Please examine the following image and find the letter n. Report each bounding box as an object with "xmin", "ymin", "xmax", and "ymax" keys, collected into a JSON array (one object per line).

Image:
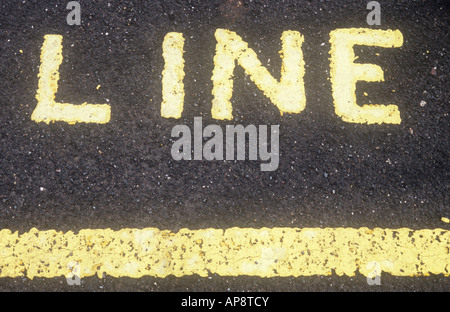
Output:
[{"xmin": 211, "ymin": 29, "xmax": 306, "ymax": 120}]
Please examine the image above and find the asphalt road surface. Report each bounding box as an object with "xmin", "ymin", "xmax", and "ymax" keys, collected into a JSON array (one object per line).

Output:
[{"xmin": 0, "ymin": 0, "xmax": 449, "ymax": 292}]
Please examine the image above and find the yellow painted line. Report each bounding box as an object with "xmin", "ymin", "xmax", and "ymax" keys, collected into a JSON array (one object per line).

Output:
[
  {"xmin": 329, "ymin": 28, "xmax": 403, "ymax": 124},
  {"xmin": 31, "ymin": 35, "xmax": 110, "ymax": 124},
  {"xmin": 161, "ymin": 32, "xmax": 186, "ymax": 119},
  {"xmin": 211, "ymin": 29, "xmax": 306, "ymax": 120},
  {"xmin": 0, "ymin": 227, "xmax": 448, "ymax": 279}
]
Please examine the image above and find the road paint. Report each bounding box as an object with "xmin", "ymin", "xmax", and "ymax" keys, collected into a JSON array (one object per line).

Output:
[
  {"xmin": 0, "ymin": 227, "xmax": 448, "ymax": 279},
  {"xmin": 31, "ymin": 30, "xmax": 405, "ymax": 124},
  {"xmin": 211, "ymin": 29, "xmax": 306, "ymax": 120},
  {"xmin": 161, "ymin": 32, "xmax": 186, "ymax": 119},
  {"xmin": 31, "ymin": 35, "xmax": 110, "ymax": 124},
  {"xmin": 329, "ymin": 28, "xmax": 403, "ymax": 124}
]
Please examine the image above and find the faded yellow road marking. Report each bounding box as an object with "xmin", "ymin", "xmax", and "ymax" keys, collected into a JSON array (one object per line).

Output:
[
  {"xmin": 0, "ymin": 227, "xmax": 448, "ymax": 279},
  {"xmin": 31, "ymin": 35, "xmax": 110, "ymax": 124},
  {"xmin": 161, "ymin": 32, "xmax": 186, "ymax": 119},
  {"xmin": 211, "ymin": 29, "xmax": 306, "ymax": 120},
  {"xmin": 329, "ymin": 28, "xmax": 403, "ymax": 124}
]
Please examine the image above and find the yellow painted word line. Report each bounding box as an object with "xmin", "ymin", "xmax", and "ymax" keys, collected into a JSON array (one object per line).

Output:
[
  {"xmin": 0, "ymin": 227, "xmax": 448, "ymax": 279},
  {"xmin": 32, "ymin": 28, "xmax": 403, "ymax": 125},
  {"xmin": 32, "ymin": 35, "xmax": 110, "ymax": 124}
]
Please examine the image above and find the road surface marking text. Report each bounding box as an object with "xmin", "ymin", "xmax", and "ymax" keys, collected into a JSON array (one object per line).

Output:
[
  {"xmin": 161, "ymin": 32, "xmax": 186, "ymax": 119},
  {"xmin": 31, "ymin": 28, "xmax": 403, "ymax": 125},
  {"xmin": 31, "ymin": 35, "xmax": 111, "ymax": 124},
  {"xmin": 329, "ymin": 28, "xmax": 403, "ymax": 124},
  {"xmin": 211, "ymin": 29, "xmax": 306, "ymax": 120}
]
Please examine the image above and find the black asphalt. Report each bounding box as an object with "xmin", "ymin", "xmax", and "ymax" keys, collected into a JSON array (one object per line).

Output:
[{"xmin": 0, "ymin": 0, "xmax": 449, "ymax": 291}]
